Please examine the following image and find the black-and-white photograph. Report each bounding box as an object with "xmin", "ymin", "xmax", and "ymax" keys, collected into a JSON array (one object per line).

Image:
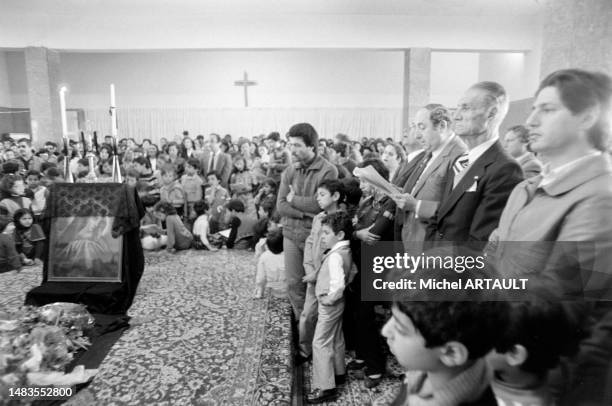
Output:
[{"xmin": 1, "ymin": 0, "xmax": 611, "ymax": 405}]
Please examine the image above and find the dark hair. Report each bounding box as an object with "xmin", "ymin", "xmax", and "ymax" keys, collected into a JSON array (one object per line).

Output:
[
  {"xmin": 287, "ymin": 123, "xmax": 318, "ymax": 150},
  {"xmin": 185, "ymin": 158, "xmax": 200, "ymax": 170},
  {"xmin": 423, "ymin": 103, "xmax": 453, "ymax": 129},
  {"xmin": 1, "ymin": 162, "xmax": 19, "ymax": 175},
  {"xmin": 321, "ymin": 211, "xmax": 353, "ymax": 240},
  {"xmin": 341, "ymin": 178, "xmax": 362, "ymax": 206},
  {"xmin": 537, "ymin": 69, "xmax": 611, "ymax": 151},
  {"xmin": 140, "ymin": 195, "xmax": 160, "ymax": 208},
  {"xmin": 13, "ymin": 208, "xmax": 34, "ymax": 231},
  {"xmin": 40, "ymin": 162, "xmax": 56, "ymax": 173},
  {"xmin": 25, "ymin": 170, "xmax": 41, "ymax": 180},
  {"xmin": 154, "ymin": 201, "xmax": 177, "ymax": 215},
  {"xmin": 317, "ymin": 179, "xmax": 345, "ymax": 203},
  {"xmin": 260, "ymin": 177, "xmax": 277, "ymax": 192},
  {"xmin": 193, "ymin": 200, "xmax": 209, "ymax": 216},
  {"xmin": 266, "ymin": 132, "xmax": 281, "ymax": 142},
  {"xmin": 45, "ymin": 167, "xmax": 60, "ymax": 178},
  {"xmin": 206, "ymin": 171, "xmax": 219, "ymax": 181},
  {"xmin": 77, "ymin": 158, "xmax": 89, "ymax": 167},
  {"xmin": 226, "ymin": 198, "xmax": 245, "ymax": 213},
  {"xmin": 330, "ymin": 143, "xmax": 348, "ymax": 158},
  {"xmin": 357, "ymin": 158, "xmax": 389, "ymax": 181},
  {"xmin": 133, "ymin": 156, "xmax": 151, "ymax": 168},
  {"xmin": 17, "ymin": 138, "xmax": 31, "ymax": 146},
  {"xmin": 507, "ymin": 124, "xmax": 530, "ymax": 143},
  {"xmin": 265, "ymin": 229, "xmax": 284, "ymax": 254},
  {"xmin": 395, "ymin": 301, "xmax": 509, "ymax": 360},
  {"xmin": 384, "ymin": 142, "xmax": 407, "ymax": 162},
  {"xmin": 494, "ymin": 297, "xmax": 583, "ymax": 376}
]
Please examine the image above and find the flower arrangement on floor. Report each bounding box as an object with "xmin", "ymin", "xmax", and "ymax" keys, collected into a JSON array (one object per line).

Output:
[{"xmin": 0, "ymin": 303, "xmax": 98, "ymax": 400}]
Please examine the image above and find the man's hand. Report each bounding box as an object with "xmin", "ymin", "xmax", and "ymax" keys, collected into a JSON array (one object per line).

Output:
[
  {"xmin": 302, "ymin": 273, "xmax": 316, "ymax": 283},
  {"xmin": 355, "ymin": 225, "xmax": 380, "ymax": 245},
  {"xmin": 287, "ymin": 185, "xmax": 295, "ymax": 203},
  {"xmin": 391, "ymin": 193, "xmax": 417, "ymax": 211}
]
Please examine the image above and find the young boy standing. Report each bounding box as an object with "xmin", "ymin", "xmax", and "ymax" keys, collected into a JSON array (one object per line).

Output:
[
  {"xmin": 181, "ymin": 158, "xmax": 204, "ymax": 220},
  {"xmin": 298, "ymin": 179, "xmax": 344, "ymax": 363},
  {"xmin": 308, "ymin": 211, "xmax": 354, "ymax": 404},
  {"xmin": 204, "ymin": 171, "xmax": 230, "ymax": 233}
]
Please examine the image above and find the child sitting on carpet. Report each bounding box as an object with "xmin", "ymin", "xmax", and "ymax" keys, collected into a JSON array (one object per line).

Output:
[
  {"xmin": 381, "ymin": 298, "xmax": 509, "ymax": 406},
  {"xmin": 0, "ymin": 174, "xmax": 32, "ymax": 218},
  {"xmin": 254, "ymin": 229, "xmax": 286, "ymax": 298},
  {"xmin": 13, "ymin": 208, "xmax": 45, "ymax": 265},
  {"xmin": 487, "ymin": 295, "xmax": 582, "ymax": 406},
  {"xmin": 191, "ymin": 200, "xmax": 219, "ymax": 251},
  {"xmin": 0, "ymin": 216, "xmax": 21, "ymax": 272},
  {"xmin": 223, "ymin": 199, "xmax": 257, "ymax": 250},
  {"xmin": 154, "ymin": 202, "xmax": 193, "ymax": 253},
  {"xmin": 140, "ymin": 195, "xmax": 167, "ymax": 251},
  {"xmin": 307, "ymin": 211, "xmax": 355, "ymax": 404}
]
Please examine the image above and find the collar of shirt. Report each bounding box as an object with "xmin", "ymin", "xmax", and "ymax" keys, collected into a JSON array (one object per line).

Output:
[
  {"xmin": 328, "ymin": 240, "xmax": 350, "ymax": 254},
  {"xmin": 540, "ymin": 151, "xmax": 601, "ymax": 188},
  {"xmin": 465, "ymin": 135, "xmax": 498, "ymax": 166}
]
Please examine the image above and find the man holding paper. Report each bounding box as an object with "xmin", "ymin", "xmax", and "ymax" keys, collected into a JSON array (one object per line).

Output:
[{"xmin": 390, "ymin": 104, "xmax": 467, "ymax": 250}]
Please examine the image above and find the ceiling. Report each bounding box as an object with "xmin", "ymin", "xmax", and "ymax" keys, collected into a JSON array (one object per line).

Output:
[{"xmin": 2, "ymin": 0, "xmax": 543, "ymax": 17}]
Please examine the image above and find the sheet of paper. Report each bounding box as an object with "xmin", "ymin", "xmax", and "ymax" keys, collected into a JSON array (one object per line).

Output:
[
  {"xmin": 218, "ymin": 228, "xmax": 232, "ymax": 238},
  {"xmin": 353, "ymin": 165, "xmax": 403, "ymax": 196}
]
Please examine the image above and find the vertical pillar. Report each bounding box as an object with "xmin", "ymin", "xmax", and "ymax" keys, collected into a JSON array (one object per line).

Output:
[
  {"xmin": 540, "ymin": 0, "xmax": 612, "ymax": 77},
  {"xmin": 25, "ymin": 47, "xmax": 62, "ymax": 146},
  {"xmin": 402, "ymin": 48, "xmax": 431, "ymax": 146}
]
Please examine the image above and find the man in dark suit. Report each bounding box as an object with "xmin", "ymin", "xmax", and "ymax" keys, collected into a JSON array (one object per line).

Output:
[
  {"xmin": 425, "ymin": 82, "xmax": 523, "ymax": 243},
  {"xmin": 197, "ymin": 133, "xmax": 232, "ymax": 188}
]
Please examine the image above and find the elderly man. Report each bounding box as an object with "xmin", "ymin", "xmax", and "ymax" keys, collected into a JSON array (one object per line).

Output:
[
  {"xmin": 391, "ymin": 104, "xmax": 467, "ymax": 251},
  {"xmin": 502, "ymin": 124, "xmax": 543, "ymax": 178},
  {"xmin": 425, "ymin": 82, "xmax": 523, "ymax": 244},
  {"xmin": 277, "ymin": 123, "xmax": 338, "ymax": 321}
]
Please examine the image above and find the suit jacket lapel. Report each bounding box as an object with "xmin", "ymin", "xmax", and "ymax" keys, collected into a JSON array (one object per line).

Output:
[
  {"xmin": 412, "ymin": 139, "xmax": 460, "ymax": 196},
  {"xmin": 436, "ymin": 142, "xmax": 501, "ymax": 221}
]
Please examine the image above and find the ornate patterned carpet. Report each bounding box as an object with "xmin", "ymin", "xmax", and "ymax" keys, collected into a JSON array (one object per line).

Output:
[{"xmin": 0, "ymin": 250, "xmax": 293, "ymax": 405}]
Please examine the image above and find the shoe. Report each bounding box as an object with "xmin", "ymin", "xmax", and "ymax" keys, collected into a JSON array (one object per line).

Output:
[
  {"xmin": 335, "ymin": 374, "xmax": 346, "ymax": 385},
  {"xmin": 295, "ymin": 353, "xmax": 312, "ymax": 366},
  {"xmin": 306, "ymin": 388, "xmax": 339, "ymax": 404},
  {"xmin": 364, "ymin": 374, "xmax": 383, "ymax": 389},
  {"xmin": 346, "ymin": 359, "xmax": 366, "ymax": 370}
]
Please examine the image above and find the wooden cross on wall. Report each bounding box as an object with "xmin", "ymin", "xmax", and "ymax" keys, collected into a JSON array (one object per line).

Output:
[{"xmin": 234, "ymin": 71, "xmax": 257, "ymax": 107}]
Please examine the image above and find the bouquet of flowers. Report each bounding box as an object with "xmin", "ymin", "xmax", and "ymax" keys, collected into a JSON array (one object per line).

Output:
[{"xmin": 0, "ymin": 303, "xmax": 96, "ymax": 400}]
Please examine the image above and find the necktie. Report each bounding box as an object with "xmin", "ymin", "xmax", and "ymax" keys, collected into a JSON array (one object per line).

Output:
[
  {"xmin": 407, "ymin": 152, "xmax": 433, "ymax": 194},
  {"xmin": 208, "ymin": 153, "xmax": 215, "ymax": 174},
  {"xmin": 453, "ymin": 153, "xmax": 470, "ymax": 177}
]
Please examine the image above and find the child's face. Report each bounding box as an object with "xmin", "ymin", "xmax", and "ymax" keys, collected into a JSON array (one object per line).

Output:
[
  {"xmin": 154, "ymin": 211, "xmax": 166, "ymax": 221},
  {"xmin": 19, "ymin": 213, "xmax": 33, "ymax": 228},
  {"xmin": 234, "ymin": 159, "xmax": 245, "ymax": 171},
  {"xmin": 126, "ymin": 176, "xmax": 138, "ymax": 187},
  {"xmin": 358, "ymin": 178, "xmax": 372, "ymax": 196},
  {"xmin": 162, "ymin": 172, "xmax": 175, "ymax": 185},
  {"xmin": 381, "ymin": 305, "xmax": 440, "ymax": 371},
  {"xmin": 5, "ymin": 150, "xmax": 15, "ymax": 160},
  {"xmin": 100, "ymin": 149, "xmax": 110, "ymax": 160},
  {"xmin": 320, "ymin": 224, "xmax": 342, "ymax": 250},
  {"xmin": 185, "ymin": 164, "xmax": 196, "ymax": 175},
  {"xmin": 26, "ymin": 175, "xmax": 40, "ymax": 188},
  {"xmin": 262, "ymin": 184, "xmax": 272, "ymax": 194},
  {"xmin": 168, "ymin": 145, "xmax": 178, "ymax": 156},
  {"xmin": 12, "ymin": 180, "xmax": 25, "ymax": 196},
  {"xmin": 207, "ymin": 175, "xmax": 219, "ymax": 187},
  {"xmin": 316, "ymin": 187, "xmax": 337, "ymax": 210},
  {"xmin": 102, "ymin": 162, "xmax": 112, "ymax": 175}
]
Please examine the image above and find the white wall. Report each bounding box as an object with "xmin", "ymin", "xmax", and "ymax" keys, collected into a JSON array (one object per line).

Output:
[
  {"xmin": 430, "ymin": 52, "xmax": 480, "ymax": 108},
  {"xmin": 479, "ymin": 53, "xmax": 531, "ymax": 100},
  {"xmin": 0, "ymin": 52, "xmax": 12, "ymax": 107},
  {"xmin": 7, "ymin": 50, "xmax": 404, "ymax": 109}
]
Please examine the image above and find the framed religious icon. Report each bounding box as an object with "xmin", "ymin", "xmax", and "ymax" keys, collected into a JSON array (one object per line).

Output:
[
  {"xmin": 45, "ymin": 183, "xmax": 126, "ymax": 283},
  {"xmin": 47, "ymin": 216, "xmax": 123, "ymax": 282}
]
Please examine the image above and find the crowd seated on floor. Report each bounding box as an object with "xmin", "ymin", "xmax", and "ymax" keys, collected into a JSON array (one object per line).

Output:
[{"xmin": 1, "ymin": 68, "xmax": 612, "ymax": 406}]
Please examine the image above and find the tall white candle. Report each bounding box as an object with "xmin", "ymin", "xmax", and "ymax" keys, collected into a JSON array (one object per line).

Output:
[
  {"xmin": 59, "ymin": 86, "xmax": 68, "ymax": 137},
  {"xmin": 110, "ymin": 84, "xmax": 118, "ymax": 137}
]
